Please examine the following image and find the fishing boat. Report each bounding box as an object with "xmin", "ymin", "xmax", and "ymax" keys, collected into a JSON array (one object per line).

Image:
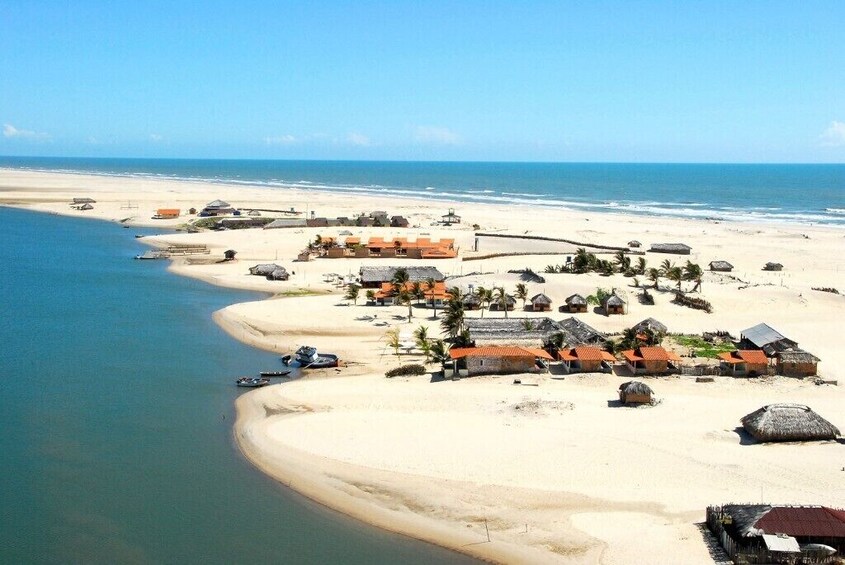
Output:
[
  {"xmin": 135, "ymin": 249, "xmax": 168, "ymax": 260},
  {"xmin": 285, "ymin": 346, "xmax": 339, "ymax": 369},
  {"xmin": 235, "ymin": 376, "xmax": 271, "ymax": 387},
  {"xmin": 259, "ymin": 370, "xmax": 291, "ymax": 378}
]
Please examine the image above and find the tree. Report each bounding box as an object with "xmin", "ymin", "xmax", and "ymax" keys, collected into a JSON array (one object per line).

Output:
[
  {"xmin": 573, "ymin": 247, "xmax": 590, "ymax": 273},
  {"xmin": 635, "ymin": 257, "xmax": 647, "ymax": 276},
  {"xmin": 397, "ymin": 288, "xmax": 414, "ymax": 321},
  {"xmin": 429, "ymin": 339, "xmax": 450, "ymax": 373},
  {"xmin": 659, "ymin": 259, "xmax": 674, "ymax": 276},
  {"xmin": 684, "ymin": 260, "xmax": 703, "ymax": 292},
  {"xmin": 412, "ymin": 281, "xmax": 424, "ymax": 305},
  {"xmin": 425, "ymin": 277, "xmax": 438, "ymax": 318},
  {"xmin": 494, "ymin": 287, "xmax": 510, "ymax": 318},
  {"xmin": 440, "ymin": 296, "xmax": 465, "ymax": 338},
  {"xmin": 647, "ymin": 267, "xmax": 661, "ymax": 289},
  {"xmin": 345, "ymin": 283, "xmax": 361, "ymax": 305},
  {"xmin": 414, "ymin": 325, "xmax": 431, "ymax": 363},
  {"xmin": 392, "ymin": 268, "xmax": 412, "ymax": 321},
  {"xmin": 665, "ymin": 266, "xmax": 684, "ymax": 291},
  {"xmin": 384, "ymin": 328, "xmax": 401, "ymax": 359},
  {"xmin": 613, "ymin": 251, "xmax": 631, "ymax": 273},
  {"xmin": 514, "ymin": 283, "xmax": 528, "ymax": 309},
  {"xmin": 365, "ymin": 289, "xmax": 376, "ymax": 304},
  {"xmin": 521, "ymin": 319, "xmax": 536, "ymax": 331},
  {"xmin": 587, "ymin": 287, "xmax": 611, "ymax": 307},
  {"xmin": 476, "ymin": 286, "xmax": 493, "ymax": 318}
]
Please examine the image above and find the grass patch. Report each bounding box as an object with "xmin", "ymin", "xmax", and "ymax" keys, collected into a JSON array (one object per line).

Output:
[
  {"xmin": 669, "ymin": 334, "xmax": 735, "ymax": 359},
  {"xmin": 272, "ymin": 288, "xmax": 331, "ymax": 298}
]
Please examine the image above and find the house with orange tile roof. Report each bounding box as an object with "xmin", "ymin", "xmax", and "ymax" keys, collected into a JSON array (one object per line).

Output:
[
  {"xmin": 718, "ymin": 350, "xmax": 770, "ymax": 377},
  {"xmin": 557, "ymin": 347, "xmax": 616, "ymax": 374},
  {"xmin": 361, "ymin": 237, "xmax": 457, "ymax": 259},
  {"xmin": 621, "ymin": 346, "xmax": 682, "ymax": 375},
  {"xmin": 373, "ymin": 280, "xmax": 448, "ymax": 306},
  {"xmin": 449, "ymin": 346, "xmax": 553, "ymax": 378}
]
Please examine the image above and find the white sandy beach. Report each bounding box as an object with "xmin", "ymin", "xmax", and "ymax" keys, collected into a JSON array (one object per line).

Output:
[{"xmin": 3, "ymin": 168, "xmax": 844, "ymax": 564}]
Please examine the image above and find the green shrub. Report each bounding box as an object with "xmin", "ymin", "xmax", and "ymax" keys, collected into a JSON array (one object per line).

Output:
[{"xmin": 385, "ymin": 364, "xmax": 427, "ymax": 378}]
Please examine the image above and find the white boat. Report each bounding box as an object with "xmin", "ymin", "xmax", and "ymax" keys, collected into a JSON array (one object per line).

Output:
[
  {"xmin": 291, "ymin": 346, "xmax": 339, "ymax": 369},
  {"xmin": 235, "ymin": 377, "xmax": 270, "ymax": 387}
]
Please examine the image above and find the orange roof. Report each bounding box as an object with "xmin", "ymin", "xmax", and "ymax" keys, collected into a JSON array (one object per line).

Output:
[
  {"xmin": 622, "ymin": 347, "xmax": 681, "ymax": 362},
  {"xmin": 718, "ymin": 350, "xmax": 768, "ymax": 364},
  {"xmin": 450, "ymin": 347, "xmax": 554, "ymax": 360},
  {"xmin": 559, "ymin": 347, "xmax": 614, "ymax": 362},
  {"xmin": 374, "ymin": 280, "xmax": 448, "ymax": 299},
  {"xmin": 345, "ymin": 236, "xmax": 361, "ymax": 245},
  {"xmin": 156, "ymin": 208, "xmax": 180, "ymax": 215}
]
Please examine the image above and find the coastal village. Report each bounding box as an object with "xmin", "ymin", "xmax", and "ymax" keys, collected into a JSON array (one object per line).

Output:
[{"xmin": 5, "ymin": 171, "xmax": 845, "ymax": 565}]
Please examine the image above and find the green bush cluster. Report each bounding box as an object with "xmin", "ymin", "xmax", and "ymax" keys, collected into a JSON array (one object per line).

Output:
[{"xmin": 385, "ymin": 364, "xmax": 427, "ymax": 378}]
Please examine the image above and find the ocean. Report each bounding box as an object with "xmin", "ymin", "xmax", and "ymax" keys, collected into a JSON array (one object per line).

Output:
[
  {"xmin": 0, "ymin": 207, "xmax": 476, "ymax": 564},
  {"xmin": 1, "ymin": 156, "xmax": 843, "ymax": 226}
]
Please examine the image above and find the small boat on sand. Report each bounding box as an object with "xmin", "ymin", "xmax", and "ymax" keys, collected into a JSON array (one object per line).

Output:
[
  {"xmin": 259, "ymin": 370, "xmax": 291, "ymax": 378},
  {"xmin": 235, "ymin": 377, "xmax": 271, "ymax": 387},
  {"xmin": 282, "ymin": 346, "xmax": 339, "ymax": 369}
]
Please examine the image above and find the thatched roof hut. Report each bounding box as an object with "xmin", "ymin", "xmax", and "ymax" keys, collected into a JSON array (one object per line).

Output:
[
  {"xmin": 618, "ymin": 380, "xmax": 654, "ymax": 404},
  {"xmin": 632, "ymin": 317, "xmax": 668, "ymax": 336},
  {"xmin": 249, "ymin": 263, "xmax": 284, "ymax": 276},
  {"xmin": 741, "ymin": 403, "xmax": 840, "ymax": 442},
  {"xmin": 763, "ymin": 262, "xmax": 783, "ymax": 271},
  {"xmin": 709, "ymin": 260, "xmax": 734, "ymax": 272}
]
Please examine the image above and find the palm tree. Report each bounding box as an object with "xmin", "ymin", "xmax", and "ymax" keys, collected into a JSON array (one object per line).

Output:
[
  {"xmin": 635, "ymin": 257, "xmax": 647, "ymax": 276},
  {"xmin": 384, "ymin": 327, "xmax": 401, "ymax": 359},
  {"xmin": 666, "ymin": 265, "xmax": 684, "ymax": 291},
  {"xmin": 429, "ymin": 339, "xmax": 450, "ymax": 374},
  {"xmin": 425, "ymin": 277, "xmax": 438, "ymax": 318},
  {"xmin": 647, "ymin": 267, "xmax": 661, "ymax": 289},
  {"xmin": 392, "ymin": 268, "xmax": 412, "ymax": 321},
  {"xmin": 683, "ymin": 260, "xmax": 703, "ymax": 292},
  {"xmin": 493, "ymin": 287, "xmax": 510, "ymax": 318},
  {"xmin": 573, "ymin": 247, "xmax": 590, "ymax": 273},
  {"xmin": 440, "ymin": 297, "xmax": 465, "ymax": 338},
  {"xmin": 414, "ymin": 325, "xmax": 431, "ymax": 363},
  {"xmin": 514, "ymin": 283, "xmax": 528, "ymax": 309},
  {"xmin": 365, "ymin": 289, "xmax": 376, "ymax": 304},
  {"xmin": 397, "ymin": 288, "xmax": 414, "ymax": 321},
  {"xmin": 344, "ymin": 283, "xmax": 360, "ymax": 305},
  {"xmin": 412, "ymin": 281, "xmax": 424, "ymax": 305},
  {"xmin": 478, "ymin": 287, "xmax": 493, "ymax": 318},
  {"xmin": 659, "ymin": 259, "xmax": 674, "ymax": 276},
  {"xmin": 613, "ymin": 251, "xmax": 631, "ymax": 273}
]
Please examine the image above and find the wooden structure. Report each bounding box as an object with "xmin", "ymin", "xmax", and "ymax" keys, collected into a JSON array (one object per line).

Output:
[
  {"xmin": 763, "ymin": 262, "xmax": 784, "ymax": 271},
  {"xmin": 558, "ymin": 347, "xmax": 615, "ymax": 374},
  {"xmin": 709, "ymin": 260, "xmax": 734, "ymax": 272},
  {"xmin": 359, "ymin": 266, "xmax": 444, "ymax": 289},
  {"xmin": 199, "ymin": 199, "xmax": 234, "ymax": 217},
  {"xmin": 489, "ymin": 294, "xmax": 516, "ymax": 311},
  {"xmin": 249, "ymin": 263, "xmax": 287, "ymax": 280},
  {"xmin": 717, "ymin": 350, "xmax": 769, "ymax": 377},
  {"xmin": 707, "ymin": 504, "xmax": 845, "ymax": 564},
  {"xmin": 618, "ymin": 381, "xmax": 654, "ymax": 404},
  {"xmin": 627, "ymin": 240, "xmax": 641, "ymax": 248},
  {"xmin": 223, "ymin": 249, "xmax": 237, "ymax": 261},
  {"xmin": 462, "ymin": 293, "xmax": 482, "ymax": 310},
  {"xmin": 776, "ymin": 350, "xmax": 820, "ymax": 377},
  {"xmin": 554, "ymin": 317, "xmax": 607, "ymax": 347},
  {"xmin": 739, "ymin": 323, "xmax": 798, "ymax": 357},
  {"xmin": 152, "ymin": 208, "xmax": 180, "ymax": 219},
  {"xmin": 562, "ymin": 294, "xmax": 588, "ymax": 313},
  {"xmin": 631, "ymin": 317, "xmax": 668, "ymax": 337},
  {"xmin": 390, "ymin": 215, "xmax": 409, "ymax": 227},
  {"xmin": 529, "ymin": 293, "xmax": 552, "ymax": 312},
  {"xmin": 741, "ymin": 403, "xmax": 839, "ymax": 442},
  {"xmin": 649, "ymin": 243, "xmax": 691, "ymax": 255},
  {"xmin": 621, "ymin": 346, "xmax": 681, "ymax": 375},
  {"xmin": 442, "ymin": 208, "xmax": 461, "ymax": 224},
  {"xmin": 373, "ymin": 280, "xmax": 447, "ymax": 306},
  {"xmin": 449, "ymin": 346, "xmax": 553, "ymax": 378},
  {"xmin": 602, "ymin": 294, "xmax": 625, "ymax": 315}
]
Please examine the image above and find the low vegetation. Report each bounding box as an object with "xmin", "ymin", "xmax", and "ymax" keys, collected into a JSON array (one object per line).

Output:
[
  {"xmin": 670, "ymin": 334, "xmax": 735, "ymax": 358},
  {"xmin": 385, "ymin": 364, "xmax": 427, "ymax": 378}
]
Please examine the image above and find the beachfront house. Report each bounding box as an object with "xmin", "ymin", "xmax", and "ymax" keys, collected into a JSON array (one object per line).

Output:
[
  {"xmin": 528, "ymin": 293, "xmax": 553, "ymax": 312},
  {"xmin": 709, "ymin": 260, "xmax": 734, "ymax": 272},
  {"xmin": 618, "ymin": 381, "xmax": 654, "ymax": 405},
  {"xmin": 554, "ymin": 317, "xmax": 607, "ymax": 347},
  {"xmin": 741, "ymin": 403, "xmax": 840, "ymax": 443},
  {"xmin": 557, "ymin": 347, "xmax": 615, "ymax": 374},
  {"xmin": 631, "ymin": 317, "xmax": 668, "ymax": 337},
  {"xmin": 448, "ymin": 346, "xmax": 553, "ymax": 378},
  {"xmin": 373, "ymin": 280, "xmax": 448, "ymax": 306},
  {"xmin": 649, "ymin": 243, "xmax": 692, "ymax": 255},
  {"xmin": 489, "ymin": 294, "xmax": 516, "ymax": 311},
  {"xmin": 561, "ymin": 294, "xmax": 588, "ymax": 313},
  {"xmin": 390, "ymin": 215, "xmax": 409, "ymax": 228},
  {"xmin": 739, "ymin": 323, "xmax": 798, "ymax": 357},
  {"xmin": 466, "ymin": 317, "xmax": 561, "ymax": 347},
  {"xmin": 763, "ymin": 262, "xmax": 784, "ymax": 271},
  {"xmin": 776, "ymin": 350, "xmax": 820, "ymax": 377},
  {"xmin": 442, "ymin": 208, "xmax": 461, "ymax": 224},
  {"xmin": 717, "ymin": 350, "xmax": 769, "ymax": 377},
  {"xmin": 152, "ymin": 208, "xmax": 180, "ymax": 219},
  {"xmin": 358, "ymin": 266, "xmax": 444, "ymax": 289},
  {"xmin": 621, "ymin": 346, "xmax": 681, "ymax": 375},
  {"xmin": 199, "ymin": 199, "xmax": 234, "ymax": 217},
  {"xmin": 706, "ymin": 504, "xmax": 845, "ymax": 564}
]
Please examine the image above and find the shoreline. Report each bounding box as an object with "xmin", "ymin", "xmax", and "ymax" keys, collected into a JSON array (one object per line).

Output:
[{"xmin": 3, "ymin": 167, "xmax": 845, "ymax": 564}]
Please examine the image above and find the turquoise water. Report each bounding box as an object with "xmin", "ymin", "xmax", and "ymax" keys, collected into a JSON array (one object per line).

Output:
[
  {"xmin": 0, "ymin": 207, "xmax": 475, "ymax": 564},
  {"xmin": 1, "ymin": 156, "xmax": 843, "ymax": 225}
]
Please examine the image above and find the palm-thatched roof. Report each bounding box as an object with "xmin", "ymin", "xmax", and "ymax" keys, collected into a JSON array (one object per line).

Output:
[
  {"xmin": 618, "ymin": 380, "xmax": 654, "ymax": 395},
  {"xmin": 741, "ymin": 403, "xmax": 840, "ymax": 442},
  {"xmin": 556, "ymin": 317, "xmax": 606, "ymax": 345},
  {"xmin": 530, "ymin": 293, "xmax": 552, "ymax": 305},
  {"xmin": 632, "ymin": 317, "xmax": 668, "ymax": 335},
  {"xmin": 249, "ymin": 263, "xmax": 284, "ymax": 276},
  {"xmin": 603, "ymin": 294, "xmax": 625, "ymax": 307},
  {"xmin": 565, "ymin": 293, "xmax": 587, "ymax": 306}
]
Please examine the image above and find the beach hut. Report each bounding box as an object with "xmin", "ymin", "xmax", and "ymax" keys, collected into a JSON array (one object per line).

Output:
[
  {"xmin": 462, "ymin": 293, "xmax": 482, "ymax": 310},
  {"xmin": 562, "ymin": 294, "xmax": 588, "ymax": 313},
  {"xmin": 709, "ymin": 260, "xmax": 734, "ymax": 272},
  {"xmin": 763, "ymin": 262, "xmax": 783, "ymax": 271},
  {"xmin": 442, "ymin": 208, "xmax": 461, "ymax": 225},
  {"xmin": 199, "ymin": 199, "xmax": 234, "ymax": 216},
  {"xmin": 529, "ymin": 293, "xmax": 553, "ymax": 312},
  {"xmin": 558, "ymin": 347, "xmax": 616, "ymax": 374},
  {"xmin": 618, "ymin": 381, "xmax": 654, "ymax": 405},
  {"xmin": 554, "ymin": 317, "xmax": 607, "ymax": 347},
  {"xmin": 153, "ymin": 208, "xmax": 180, "ymax": 219},
  {"xmin": 223, "ymin": 249, "xmax": 237, "ymax": 261},
  {"xmin": 776, "ymin": 350, "xmax": 820, "ymax": 377},
  {"xmin": 449, "ymin": 346, "xmax": 553, "ymax": 378},
  {"xmin": 602, "ymin": 294, "xmax": 625, "ymax": 315},
  {"xmin": 631, "ymin": 317, "xmax": 668, "ymax": 337},
  {"xmin": 72, "ymin": 197, "xmax": 96, "ymax": 204},
  {"xmin": 739, "ymin": 323, "xmax": 798, "ymax": 356},
  {"xmin": 648, "ymin": 243, "xmax": 691, "ymax": 255},
  {"xmin": 249, "ymin": 263, "xmax": 284, "ymax": 277},
  {"xmin": 489, "ymin": 294, "xmax": 516, "ymax": 311},
  {"xmin": 717, "ymin": 350, "xmax": 769, "ymax": 377},
  {"xmin": 390, "ymin": 215, "xmax": 409, "ymax": 227},
  {"xmin": 621, "ymin": 346, "xmax": 681, "ymax": 375},
  {"xmin": 268, "ymin": 267, "xmax": 289, "ymax": 281},
  {"xmin": 741, "ymin": 403, "xmax": 840, "ymax": 442},
  {"xmin": 78, "ymin": 203, "xmax": 94, "ymax": 211},
  {"xmin": 627, "ymin": 240, "xmax": 641, "ymax": 248}
]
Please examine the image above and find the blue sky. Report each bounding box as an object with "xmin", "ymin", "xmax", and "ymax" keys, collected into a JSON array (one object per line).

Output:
[{"xmin": 1, "ymin": 1, "xmax": 843, "ymax": 162}]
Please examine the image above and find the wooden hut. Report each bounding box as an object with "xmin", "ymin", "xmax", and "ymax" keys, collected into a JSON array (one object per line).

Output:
[
  {"xmin": 249, "ymin": 263, "xmax": 284, "ymax": 277},
  {"xmin": 717, "ymin": 350, "xmax": 769, "ymax": 377},
  {"xmin": 627, "ymin": 240, "xmax": 641, "ymax": 248},
  {"xmin": 529, "ymin": 293, "xmax": 552, "ymax": 312},
  {"xmin": 602, "ymin": 294, "xmax": 625, "ymax": 315},
  {"xmin": 621, "ymin": 346, "xmax": 681, "ymax": 375},
  {"xmin": 739, "ymin": 323, "xmax": 798, "ymax": 357},
  {"xmin": 709, "ymin": 260, "xmax": 734, "ymax": 272},
  {"xmin": 153, "ymin": 208, "xmax": 180, "ymax": 219},
  {"xmin": 442, "ymin": 208, "xmax": 461, "ymax": 224},
  {"xmin": 462, "ymin": 293, "xmax": 482, "ymax": 310},
  {"xmin": 776, "ymin": 350, "xmax": 820, "ymax": 377},
  {"xmin": 741, "ymin": 403, "xmax": 840, "ymax": 442},
  {"xmin": 648, "ymin": 243, "xmax": 691, "ymax": 255},
  {"xmin": 489, "ymin": 294, "xmax": 516, "ymax": 311},
  {"xmin": 631, "ymin": 317, "xmax": 668, "ymax": 337},
  {"xmin": 558, "ymin": 347, "xmax": 615, "ymax": 374},
  {"xmin": 618, "ymin": 381, "xmax": 654, "ymax": 405},
  {"xmin": 763, "ymin": 262, "xmax": 783, "ymax": 271},
  {"xmin": 223, "ymin": 249, "xmax": 237, "ymax": 261},
  {"xmin": 268, "ymin": 267, "xmax": 289, "ymax": 281},
  {"xmin": 562, "ymin": 294, "xmax": 588, "ymax": 313},
  {"xmin": 449, "ymin": 346, "xmax": 553, "ymax": 378}
]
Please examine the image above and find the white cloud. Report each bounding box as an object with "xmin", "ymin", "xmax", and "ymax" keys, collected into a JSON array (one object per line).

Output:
[
  {"xmin": 3, "ymin": 123, "xmax": 51, "ymax": 141},
  {"xmin": 414, "ymin": 125, "xmax": 460, "ymax": 145},
  {"xmin": 149, "ymin": 133, "xmax": 164, "ymax": 142},
  {"xmin": 264, "ymin": 134, "xmax": 297, "ymax": 145},
  {"xmin": 347, "ymin": 133, "xmax": 371, "ymax": 146},
  {"xmin": 819, "ymin": 121, "xmax": 845, "ymax": 147}
]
